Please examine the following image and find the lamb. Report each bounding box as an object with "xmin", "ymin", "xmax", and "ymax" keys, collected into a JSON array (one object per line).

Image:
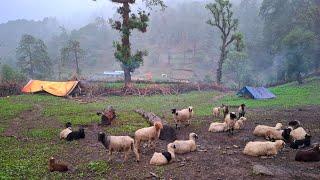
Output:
[
  {"xmin": 238, "ymin": 104, "xmax": 246, "ymax": 118},
  {"xmin": 288, "ymin": 120, "xmax": 301, "ymax": 130},
  {"xmin": 150, "ymin": 143, "xmax": 176, "ymax": 166},
  {"xmin": 290, "ymin": 127, "xmax": 307, "ymax": 140},
  {"xmin": 265, "ymin": 128, "xmax": 292, "ymax": 142},
  {"xmin": 212, "ymin": 107, "xmax": 221, "ymax": 117},
  {"xmin": 66, "ymin": 127, "xmax": 85, "ymax": 141},
  {"xmin": 134, "ymin": 122, "xmax": 163, "ymax": 152},
  {"xmin": 243, "ymin": 140, "xmax": 285, "ymax": 157},
  {"xmin": 208, "ymin": 122, "xmax": 228, "ymax": 132},
  {"xmin": 48, "ymin": 157, "xmax": 68, "ymax": 172},
  {"xmin": 253, "ymin": 123, "xmax": 283, "ymax": 137},
  {"xmin": 172, "ymin": 106, "xmax": 194, "ymax": 129},
  {"xmin": 290, "ymin": 134, "xmax": 311, "ymax": 149},
  {"xmin": 59, "ymin": 122, "xmax": 72, "ymax": 140},
  {"xmin": 224, "ymin": 112, "xmax": 237, "ymax": 135},
  {"xmin": 222, "ymin": 104, "xmax": 229, "ymax": 118},
  {"xmin": 172, "ymin": 133, "xmax": 198, "ymax": 154},
  {"xmin": 234, "ymin": 117, "xmax": 247, "ymax": 130},
  {"xmin": 98, "ymin": 132, "xmax": 139, "ymax": 162},
  {"xmin": 295, "ymin": 144, "xmax": 320, "ymax": 162}
]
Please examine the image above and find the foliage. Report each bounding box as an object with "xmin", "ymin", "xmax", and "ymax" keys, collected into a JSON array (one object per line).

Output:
[
  {"xmin": 0, "ymin": 64, "xmax": 25, "ymax": 83},
  {"xmin": 60, "ymin": 40, "xmax": 85, "ymax": 75},
  {"xmin": 16, "ymin": 34, "xmax": 52, "ymax": 79},
  {"xmin": 206, "ymin": 0, "xmax": 244, "ymax": 84}
]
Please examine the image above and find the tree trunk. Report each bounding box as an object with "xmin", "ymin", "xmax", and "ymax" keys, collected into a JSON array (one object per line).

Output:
[
  {"xmin": 74, "ymin": 50, "xmax": 80, "ymax": 75},
  {"xmin": 124, "ymin": 66, "xmax": 131, "ymax": 87},
  {"xmin": 217, "ymin": 40, "xmax": 226, "ymax": 84},
  {"xmin": 122, "ymin": 2, "xmax": 131, "ymax": 87}
]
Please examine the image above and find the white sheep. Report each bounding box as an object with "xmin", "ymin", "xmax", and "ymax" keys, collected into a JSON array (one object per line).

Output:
[
  {"xmin": 290, "ymin": 127, "xmax": 307, "ymax": 140},
  {"xmin": 150, "ymin": 143, "xmax": 176, "ymax": 166},
  {"xmin": 208, "ymin": 122, "xmax": 228, "ymax": 132},
  {"xmin": 253, "ymin": 123, "xmax": 283, "ymax": 137},
  {"xmin": 172, "ymin": 133, "xmax": 198, "ymax": 154},
  {"xmin": 172, "ymin": 106, "xmax": 194, "ymax": 129},
  {"xmin": 212, "ymin": 107, "xmax": 221, "ymax": 117},
  {"xmin": 243, "ymin": 140, "xmax": 285, "ymax": 156},
  {"xmin": 265, "ymin": 129, "xmax": 284, "ymax": 141},
  {"xmin": 135, "ymin": 122, "xmax": 163, "ymax": 152},
  {"xmin": 234, "ymin": 117, "xmax": 247, "ymax": 130},
  {"xmin": 98, "ymin": 132, "xmax": 139, "ymax": 162}
]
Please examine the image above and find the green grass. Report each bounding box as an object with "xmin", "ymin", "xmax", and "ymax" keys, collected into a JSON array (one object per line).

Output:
[{"xmin": 216, "ymin": 77, "xmax": 320, "ymax": 109}]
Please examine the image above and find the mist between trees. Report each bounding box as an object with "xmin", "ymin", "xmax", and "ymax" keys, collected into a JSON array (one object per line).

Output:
[{"xmin": 0, "ymin": 0, "xmax": 319, "ymax": 89}]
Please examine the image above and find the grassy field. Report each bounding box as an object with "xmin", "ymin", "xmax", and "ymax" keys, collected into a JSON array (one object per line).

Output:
[{"xmin": 0, "ymin": 77, "xmax": 319, "ymax": 179}]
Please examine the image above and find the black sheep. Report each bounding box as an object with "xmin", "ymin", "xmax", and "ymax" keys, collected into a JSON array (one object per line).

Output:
[
  {"xmin": 290, "ymin": 134, "xmax": 311, "ymax": 149},
  {"xmin": 66, "ymin": 127, "xmax": 85, "ymax": 141},
  {"xmin": 295, "ymin": 144, "xmax": 320, "ymax": 162}
]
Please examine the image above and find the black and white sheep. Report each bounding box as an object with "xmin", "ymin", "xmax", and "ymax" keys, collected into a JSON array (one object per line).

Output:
[
  {"xmin": 172, "ymin": 133, "xmax": 198, "ymax": 154},
  {"xmin": 224, "ymin": 112, "xmax": 237, "ymax": 135},
  {"xmin": 253, "ymin": 123, "xmax": 282, "ymax": 137},
  {"xmin": 238, "ymin": 104, "xmax": 246, "ymax": 118},
  {"xmin": 243, "ymin": 140, "xmax": 285, "ymax": 157},
  {"xmin": 290, "ymin": 134, "xmax": 311, "ymax": 149},
  {"xmin": 172, "ymin": 106, "xmax": 194, "ymax": 129},
  {"xmin": 98, "ymin": 132, "xmax": 139, "ymax": 162},
  {"xmin": 59, "ymin": 122, "xmax": 72, "ymax": 140},
  {"xmin": 150, "ymin": 143, "xmax": 176, "ymax": 166},
  {"xmin": 265, "ymin": 128, "xmax": 292, "ymax": 142},
  {"xmin": 295, "ymin": 144, "xmax": 320, "ymax": 162},
  {"xmin": 66, "ymin": 127, "xmax": 85, "ymax": 141},
  {"xmin": 48, "ymin": 157, "xmax": 68, "ymax": 172}
]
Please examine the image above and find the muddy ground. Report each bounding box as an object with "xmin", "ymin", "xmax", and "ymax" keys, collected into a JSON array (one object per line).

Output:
[{"xmin": 4, "ymin": 105, "xmax": 320, "ymax": 179}]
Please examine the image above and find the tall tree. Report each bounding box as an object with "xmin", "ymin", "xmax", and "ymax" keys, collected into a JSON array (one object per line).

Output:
[
  {"xmin": 60, "ymin": 40, "xmax": 85, "ymax": 76},
  {"xmin": 108, "ymin": 0, "xmax": 165, "ymax": 87},
  {"xmin": 206, "ymin": 0, "xmax": 243, "ymax": 84},
  {"xmin": 16, "ymin": 34, "xmax": 52, "ymax": 79}
]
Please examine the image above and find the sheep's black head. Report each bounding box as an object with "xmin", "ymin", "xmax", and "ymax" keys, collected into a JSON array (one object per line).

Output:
[
  {"xmin": 230, "ymin": 112, "xmax": 237, "ymax": 119},
  {"xmin": 49, "ymin": 157, "xmax": 55, "ymax": 164},
  {"xmin": 282, "ymin": 128, "xmax": 292, "ymax": 140},
  {"xmin": 171, "ymin": 109, "xmax": 177, "ymax": 114},
  {"xmin": 188, "ymin": 106, "xmax": 193, "ymax": 112},
  {"xmin": 65, "ymin": 122, "xmax": 72, "ymax": 128},
  {"xmin": 98, "ymin": 132, "xmax": 105, "ymax": 142},
  {"xmin": 240, "ymin": 104, "xmax": 246, "ymax": 108},
  {"xmin": 305, "ymin": 134, "xmax": 312, "ymax": 140},
  {"xmin": 288, "ymin": 120, "xmax": 300, "ymax": 128}
]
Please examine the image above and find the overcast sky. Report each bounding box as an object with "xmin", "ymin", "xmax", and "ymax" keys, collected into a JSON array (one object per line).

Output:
[{"xmin": 0, "ymin": 0, "xmax": 239, "ymax": 28}]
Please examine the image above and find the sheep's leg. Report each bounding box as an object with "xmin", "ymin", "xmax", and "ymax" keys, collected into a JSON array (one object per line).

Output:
[
  {"xmin": 108, "ymin": 151, "xmax": 113, "ymax": 161},
  {"xmin": 133, "ymin": 147, "xmax": 140, "ymax": 162},
  {"xmin": 124, "ymin": 151, "xmax": 129, "ymax": 161}
]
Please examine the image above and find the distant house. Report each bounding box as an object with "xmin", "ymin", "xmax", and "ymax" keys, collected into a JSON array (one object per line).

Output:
[{"xmin": 237, "ymin": 86, "xmax": 276, "ymax": 99}]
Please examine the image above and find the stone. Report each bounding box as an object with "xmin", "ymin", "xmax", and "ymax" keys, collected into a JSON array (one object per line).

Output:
[{"xmin": 252, "ymin": 165, "xmax": 274, "ymax": 176}]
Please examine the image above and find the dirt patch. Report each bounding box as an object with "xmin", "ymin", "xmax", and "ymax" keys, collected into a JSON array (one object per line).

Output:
[{"xmin": 47, "ymin": 105, "xmax": 320, "ymax": 179}]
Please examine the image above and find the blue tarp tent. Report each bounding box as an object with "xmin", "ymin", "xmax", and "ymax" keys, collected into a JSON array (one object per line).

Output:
[{"xmin": 237, "ymin": 86, "xmax": 276, "ymax": 99}]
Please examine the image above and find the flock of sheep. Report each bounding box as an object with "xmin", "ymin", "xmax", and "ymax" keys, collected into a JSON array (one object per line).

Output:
[{"xmin": 49, "ymin": 103, "xmax": 320, "ymax": 173}]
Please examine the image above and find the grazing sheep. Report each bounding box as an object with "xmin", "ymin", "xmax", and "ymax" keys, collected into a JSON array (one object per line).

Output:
[
  {"xmin": 290, "ymin": 127, "xmax": 307, "ymax": 140},
  {"xmin": 208, "ymin": 122, "xmax": 228, "ymax": 132},
  {"xmin": 48, "ymin": 157, "xmax": 68, "ymax": 172},
  {"xmin": 59, "ymin": 122, "xmax": 72, "ymax": 140},
  {"xmin": 238, "ymin": 104, "xmax": 246, "ymax": 118},
  {"xmin": 173, "ymin": 133, "xmax": 198, "ymax": 154},
  {"xmin": 135, "ymin": 122, "xmax": 163, "ymax": 152},
  {"xmin": 212, "ymin": 107, "xmax": 221, "ymax": 117},
  {"xmin": 98, "ymin": 132, "xmax": 139, "ymax": 162},
  {"xmin": 295, "ymin": 144, "xmax": 320, "ymax": 162},
  {"xmin": 234, "ymin": 117, "xmax": 247, "ymax": 130},
  {"xmin": 243, "ymin": 140, "xmax": 285, "ymax": 157},
  {"xmin": 222, "ymin": 104, "xmax": 229, "ymax": 118},
  {"xmin": 172, "ymin": 106, "xmax": 194, "ymax": 129},
  {"xmin": 66, "ymin": 127, "xmax": 85, "ymax": 141},
  {"xmin": 224, "ymin": 112, "xmax": 237, "ymax": 135},
  {"xmin": 290, "ymin": 134, "xmax": 312, "ymax": 149},
  {"xmin": 253, "ymin": 123, "xmax": 283, "ymax": 137},
  {"xmin": 288, "ymin": 120, "xmax": 301, "ymax": 129},
  {"xmin": 150, "ymin": 143, "xmax": 176, "ymax": 166}
]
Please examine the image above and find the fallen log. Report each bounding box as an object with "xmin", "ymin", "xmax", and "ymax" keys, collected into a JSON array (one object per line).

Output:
[{"xmin": 134, "ymin": 109, "xmax": 177, "ymax": 141}]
